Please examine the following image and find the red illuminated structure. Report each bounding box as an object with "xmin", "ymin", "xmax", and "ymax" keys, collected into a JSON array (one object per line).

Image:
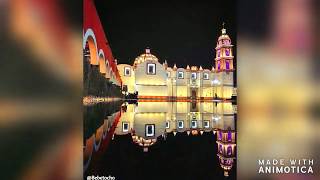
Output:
[{"xmin": 83, "ymin": 0, "xmax": 122, "ymax": 86}]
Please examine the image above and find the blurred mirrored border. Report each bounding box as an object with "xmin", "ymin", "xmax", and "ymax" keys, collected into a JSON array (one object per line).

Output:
[
  {"xmin": 0, "ymin": 0, "xmax": 82, "ymax": 179},
  {"xmin": 237, "ymin": 0, "xmax": 320, "ymax": 179}
]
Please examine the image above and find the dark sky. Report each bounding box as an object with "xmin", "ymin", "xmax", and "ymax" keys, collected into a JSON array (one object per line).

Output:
[{"xmin": 94, "ymin": 0, "xmax": 236, "ymax": 69}]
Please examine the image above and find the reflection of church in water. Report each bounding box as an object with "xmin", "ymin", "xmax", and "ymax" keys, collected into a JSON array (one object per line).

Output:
[
  {"xmin": 117, "ymin": 26, "xmax": 236, "ymax": 100},
  {"xmin": 115, "ymin": 101, "xmax": 237, "ymax": 177}
]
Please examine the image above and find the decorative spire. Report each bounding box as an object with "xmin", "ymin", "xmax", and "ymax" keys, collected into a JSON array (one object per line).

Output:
[
  {"xmin": 199, "ymin": 66, "xmax": 203, "ymax": 71},
  {"xmin": 173, "ymin": 64, "xmax": 177, "ymax": 70},
  {"xmin": 163, "ymin": 60, "xmax": 168, "ymax": 69},
  {"xmin": 221, "ymin": 22, "xmax": 226, "ymax": 35},
  {"xmin": 212, "ymin": 66, "xmax": 215, "ymax": 71},
  {"xmin": 145, "ymin": 48, "xmax": 150, "ymax": 54},
  {"xmin": 186, "ymin": 65, "xmax": 190, "ymax": 70},
  {"xmin": 173, "ymin": 131, "xmax": 177, "ymax": 136},
  {"xmin": 162, "ymin": 60, "xmax": 168, "ymax": 69}
]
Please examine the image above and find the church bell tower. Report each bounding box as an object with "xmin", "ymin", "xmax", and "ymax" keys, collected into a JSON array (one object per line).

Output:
[{"xmin": 215, "ymin": 23, "xmax": 234, "ymax": 72}]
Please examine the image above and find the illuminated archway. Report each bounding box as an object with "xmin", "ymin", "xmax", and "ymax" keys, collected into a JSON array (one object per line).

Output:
[
  {"xmin": 109, "ymin": 70, "xmax": 114, "ymax": 84},
  {"xmin": 94, "ymin": 126, "xmax": 104, "ymax": 151},
  {"xmin": 83, "ymin": 135, "xmax": 94, "ymax": 171},
  {"xmin": 98, "ymin": 49, "xmax": 107, "ymax": 74},
  {"xmin": 105, "ymin": 60, "xmax": 111, "ymax": 79},
  {"xmin": 83, "ymin": 28, "xmax": 98, "ymax": 65}
]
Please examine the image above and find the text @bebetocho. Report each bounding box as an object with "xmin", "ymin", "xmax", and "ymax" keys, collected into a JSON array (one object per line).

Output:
[{"xmin": 87, "ymin": 175, "xmax": 115, "ymax": 180}]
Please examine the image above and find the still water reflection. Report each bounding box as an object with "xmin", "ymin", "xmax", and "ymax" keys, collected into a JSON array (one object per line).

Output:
[{"xmin": 84, "ymin": 101, "xmax": 237, "ymax": 179}]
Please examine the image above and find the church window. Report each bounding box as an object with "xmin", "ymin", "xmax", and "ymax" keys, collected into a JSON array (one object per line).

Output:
[
  {"xmin": 191, "ymin": 72, "xmax": 197, "ymax": 79},
  {"xmin": 191, "ymin": 120, "xmax": 197, "ymax": 128},
  {"xmin": 203, "ymin": 73, "xmax": 209, "ymax": 80},
  {"xmin": 122, "ymin": 122, "xmax": 129, "ymax": 132},
  {"xmin": 147, "ymin": 63, "xmax": 156, "ymax": 74},
  {"xmin": 204, "ymin": 121, "xmax": 210, "ymax": 128},
  {"xmin": 226, "ymin": 61, "xmax": 230, "ymax": 70},
  {"xmin": 166, "ymin": 121, "xmax": 170, "ymax": 129},
  {"xmin": 124, "ymin": 67, "xmax": 131, "ymax": 76},
  {"xmin": 226, "ymin": 49, "xmax": 230, "ymax": 56},
  {"xmin": 178, "ymin": 120, "xmax": 184, "ymax": 129},
  {"xmin": 227, "ymin": 131, "xmax": 232, "ymax": 141},
  {"xmin": 145, "ymin": 124, "xmax": 155, "ymax": 137},
  {"xmin": 178, "ymin": 71, "xmax": 184, "ymax": 79},
  {"xmin": 227, "ymin": 146, "xmax": 232, "ymax": 156}
]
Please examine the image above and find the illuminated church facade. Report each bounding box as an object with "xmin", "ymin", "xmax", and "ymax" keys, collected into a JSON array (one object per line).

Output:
[{"xmin": 117, "ymin": 27, "xmax": 235, "ymax": 99}]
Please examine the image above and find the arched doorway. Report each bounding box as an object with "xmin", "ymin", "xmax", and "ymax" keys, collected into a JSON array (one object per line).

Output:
[
  {"xmin": 191, "ymin": 88, "xmax": 198, "ymax": 100},
  {"xmin": 83, "ymin": 28, "xmax": 98, "ymax": 65},
  {"xmin": 98, "ymin": 50, "xmax": 107, "ymax": 74}
]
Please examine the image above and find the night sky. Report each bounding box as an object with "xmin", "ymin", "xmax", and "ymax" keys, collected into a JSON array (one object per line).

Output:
[{"xmin": 94, "ymin": 0, "xmax": 236, "ymax": 69}]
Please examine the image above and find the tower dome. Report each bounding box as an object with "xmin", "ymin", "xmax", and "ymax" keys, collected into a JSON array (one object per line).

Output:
[
  {"xmin": 217, "ymin": 23, "xmax": 232, "ymax": 48},
  {"xmin": 133, "ymin": 48, "xmax": 159, "ymax": 67}
]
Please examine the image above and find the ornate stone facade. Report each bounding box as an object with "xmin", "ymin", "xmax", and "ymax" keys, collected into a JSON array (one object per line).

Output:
[{"xmin": 117, "ymin": 27, "xmax": 235, "ymax": 99}]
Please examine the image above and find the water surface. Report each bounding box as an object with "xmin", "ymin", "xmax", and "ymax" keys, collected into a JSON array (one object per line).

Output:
[{"xmin": 84, "ymin": 101, "xmax": 237, "ymax": 180}]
